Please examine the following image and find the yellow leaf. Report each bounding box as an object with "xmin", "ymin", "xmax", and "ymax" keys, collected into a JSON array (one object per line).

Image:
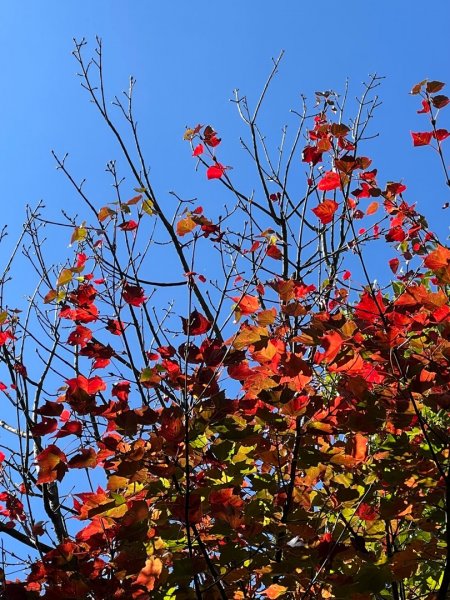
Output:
[
  {"xmin": 257, "ymin": 308, "xmax": 277, "ymax": 326},
  {"xmin": 142, "ymin": 198, "xmax": 155, "ymax": 216},
  {"xmin": 70, "ymin": 225, "xmax": 87, "ymax": 245},
  {"xmin": 183, "ymin": 128, "xmax": 195, "ymax": 141},
  {"xmin": 57, "ymin": 269, "xmax": 73, "ymax": 288}
]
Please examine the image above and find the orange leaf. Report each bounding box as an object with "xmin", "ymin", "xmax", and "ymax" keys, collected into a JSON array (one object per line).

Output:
[
  {"xmin": 233, "ymin": 295, "xmax": 260, "ymax": 315},
  {"xmin": 351, "ymin": 433, "xmax": 368, "ymax": 462},
  {"xmin": 366, "ymin": 201, "xmax": 379, "ymax": 215},
  {"xmin": 424, "ymin": 245, "xmax": 450, "ymax": 270},
  {"xmin": 176, "ymin": 215, "xmax": 197, "ymax": 237},
  {"xmin": 36, "ymin": 445, "xmax": 67, "ymax": 484},
  {"xmin": 263, "ymin": 584, "xmax": 288, "ymax": 599},
  {"xmin": 312, "ymin": 199, "xmax": 339, "ymax": 224},
  {"xmin": 135, "ymin": 557, "xmax": 163, "ymax": 592}
]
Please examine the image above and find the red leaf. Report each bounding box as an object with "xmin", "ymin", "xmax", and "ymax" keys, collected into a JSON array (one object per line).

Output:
[
  {"xmin": 317, "ymin": 171, "xmax": 341, "ymax": 191},
  {"xmin": 203, "ymin": 125, "xmax": 221, "ymax": 147},
  {"xmin": 343, "ymin": 270, "xmax": 351, "ymax": 281},
  {"xmin": 66, "ymin": 375, "xmax": 107, "ymax": 396},
  {"xmin": 433, "ymin": 129, "xmax": 450, "ymax": 141},
  {"xmin": 182, "ymin": 310, "xmax": 212, "ymax": 335},
  {"xmin": 302, "ymin": 145, "xmax": 323, "ymax": 165},
  {"xmin": 0, "ymin": 330, "xmax": 15, "ymax": 345},
  {"xmin": 192, "ymin": 143, "xmax": 204, "ymax": 156},
  {"xmin": 312, "ymin": 199, "xmax": 339, "ymax": 224},
  {"xmin": 267, "ymin": 245, "xmax": 282, "ymax": 260},
  {"xmin": 411, "ymin": 131, "xmax": 433, "ymax": 146},
  {"xmin": 67, "ymin": 325, "xmax": 92, "ymax": 348},
  {"xmin": 112, "ymin": 381, "xmax": 130, "ymax": 402},
  {"xmin": 207, "ymin": 162, "xmax": 226, "ymax": 180},
  {"xmin": 355, "ymin": 290, "xmax": 385, "ymax": 322},
  {"xmin": 106, "ymin": 319, "xmax": 123, "ymax": 335},
  {"xmin": 31, "ymin": 418, "xmax": 58, "ymax": 437},
  {"xmin": 386, "ymin": 182, "xmax": 407, "ymax": 195},
  {"xmin": 314, "ymin": 331, "xmax": 344, "ymax": 364},
  {"xmin": 417, "ymin": 99, "xmax": 431, "ymax": 114},
  {"xmin": 389, "ymin": 258, "xmax": 400, "ymax": 274},
  {"xmin": 356, "ymin": 503, "xmax": 378, "ymax": 521},
  {"xmin": 54, "ymin": 421, "xmax": 83, "ymax": 438},
  {"xmin": 68, "ymin": 448, "xmax": 97, "ymax": 469},
  {"xmin": 119, "ymin": 220, "xmax": 138, "ymax": 232},
  {"xmin": 426, "ymin": 80, "xmax": 445, "ymax": 94},
  {"xmin": 60, "ymin": 304, "xmax": 99, "ymax": 323},
  {"xmin": 122, "ymin": 283, "xmax": 147, "ymax": 306}
]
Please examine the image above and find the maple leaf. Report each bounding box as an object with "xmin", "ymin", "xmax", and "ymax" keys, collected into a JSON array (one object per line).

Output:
[
  {"xmin": 312, "ymin": 199, "xmax": 339, "ymax": 224},
  {"xmin": 262, "ymin": 584, "xmax": 288, "ymax": 598},
  {"xmin": 232, "ymin": 295, "xmax": 260, "ymax": 315},
  {"xmin": 67, "ymin": 325, "xmax": 92, "ymax": 348},
  {"xmin": 106, "ymin": 319, "xmax": 123, "ymax": 335},
  {"xmin": 424, "ymin": 245, "xmax": 450, "ymax": 283},
  {"xmin": 54, "ymin": 421, "xmax": 83, "ymax": 438},
  {"xmin": 36, "ymin": 445, "xmax": 67, "ymax": 484},
  {"xmin": 192, "ymin": 143, "xmax": 204, "ymax": 156},
  {"xmin": 66, "ymin": 375, "xmax": 107, "ymax": 396},
  {"xmin": 317, "ymin": 171, "xmax": 341, "ymax": 191},
  {"xmin": 411, "ymin": 131, "xmax": 433, "ymax": 146},
  {"xmin": 176, "ymin": 215, "xmax": 197, "ymax": 236},
  {"xmin": 112, "ymin": 381, "xmax": 131, "ymax": 402},
  {"xmin": 122, "ymin": 283, "xmax": 147, "ymax": 306},
  {"xmin": 119, "ymin": 220, "xmax": 138, "ymax": 231},
  {"xmin": 68, "ymin": 448, "xmax": 97, "ymax": 469},
  {"xmin": 314, "ymin": 331, "xmax": 344, "ymax": 364},
  {"xmin": 31, "ymin": 418, "xmax": 58, "ymax": 437},
  {"xmin": 302, "ymin": 145, "xmax": 323, "ymax": 165},
  {"xmin": 181, "ymin": 309, "xmax": 212, "ymax": 335},
  {"xmin": 433, "ymin": 128, "xmax": 450, "ymax": 141},
  {"xmin": 203, "ymin": 125, "xmax": 221, "ymax": 147},
  {"xmin": 207, "ymin": 162, "xmax": 226, "ymax": 179}
]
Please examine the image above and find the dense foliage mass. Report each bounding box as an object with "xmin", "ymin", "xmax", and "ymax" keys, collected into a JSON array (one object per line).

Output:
[{"xmin": 0, "ymin": 42, "xmax": 449, "ymax": 599}]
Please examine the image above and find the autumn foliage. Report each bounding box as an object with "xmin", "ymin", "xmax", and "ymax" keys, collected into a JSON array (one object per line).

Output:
[{"xmin": 0, "ymin": 41, "xmax": 449, "ymax": 600}]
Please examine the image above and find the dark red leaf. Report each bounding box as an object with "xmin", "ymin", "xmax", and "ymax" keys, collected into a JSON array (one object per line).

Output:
[
  {"xmin": 181, "ymin": 310, "xmax": 212, "ymax": 335},
  {"xmin": 122, "ymin": 283, "xmax": 147, "ymax": 306}
]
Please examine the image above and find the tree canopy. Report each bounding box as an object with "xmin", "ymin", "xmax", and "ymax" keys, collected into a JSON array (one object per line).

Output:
[{"xmin": 0, "ymin": 41, "xmax": 449, "ymax": 599}]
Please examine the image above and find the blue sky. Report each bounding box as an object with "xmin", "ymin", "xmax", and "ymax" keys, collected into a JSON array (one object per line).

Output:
[
  {"xmin": 1, "ymin": 0, "xmax": 449, "ymax": 248},
  {"xmin": 0, "ymin": 0, "xmax": 449, "ymax": 568}
]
